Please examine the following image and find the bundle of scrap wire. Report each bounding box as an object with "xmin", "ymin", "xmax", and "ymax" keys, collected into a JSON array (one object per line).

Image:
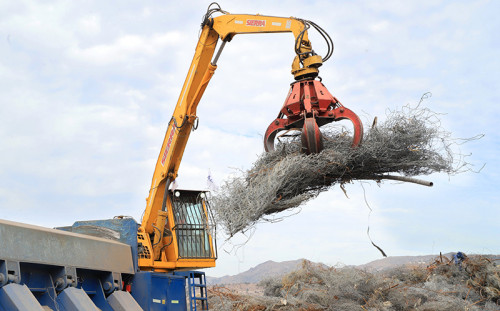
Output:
[{"xmin": 211, "ymin": 102, "xmax": 471, "ymax": 237}]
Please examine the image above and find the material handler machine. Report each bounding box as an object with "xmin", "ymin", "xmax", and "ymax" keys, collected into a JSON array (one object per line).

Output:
[{"xmin": 0, "ymin": 3, "xmax": 363, "ymax": 310}]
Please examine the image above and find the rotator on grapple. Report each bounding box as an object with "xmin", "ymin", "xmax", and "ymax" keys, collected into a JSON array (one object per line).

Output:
[{"xmin": 263, "ymin": 20, "xmax": 363, "ymax": 154}]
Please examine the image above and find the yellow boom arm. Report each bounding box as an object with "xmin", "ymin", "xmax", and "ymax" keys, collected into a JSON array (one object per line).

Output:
[{"xmin": 138, "ymin": 8, "xmax": 328, "ymax": 271}]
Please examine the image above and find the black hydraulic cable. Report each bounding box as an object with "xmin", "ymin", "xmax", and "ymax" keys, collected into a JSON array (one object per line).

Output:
[
  {"xmin": 152, "ymin": 225, "xmax": 162, "ymax": 247},
  {"xmin": 294, "ymin": 19, "xmax": 334, "ymax": 63},
  {"xmin": 308, "ymin": 21, "xmax": 334, "ymax": 61},
  {"xmin": 161, "ymin": 178, "xmax": 171, "ymax": 212}
]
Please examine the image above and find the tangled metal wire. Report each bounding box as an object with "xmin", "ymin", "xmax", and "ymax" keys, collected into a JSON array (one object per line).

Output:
[
  {"xmin": 210, "ymin": 98, "xmax": 480, "ymax": 237},
  {"xmin": 208, "ymin": 255, "xmax": 499, "ymax": 310}
]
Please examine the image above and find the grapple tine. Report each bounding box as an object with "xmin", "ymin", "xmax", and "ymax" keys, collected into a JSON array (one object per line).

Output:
[
  {"xmin": 326, "ymin": 105, "xmax": 364, "ymax": 147},
  {"xmin": 264, "ymin": 117, "xmax": 288, "ymax": 152},
  {"xmin": 301, "ymin": 117, "xmax": 324, "ymax": 154}
]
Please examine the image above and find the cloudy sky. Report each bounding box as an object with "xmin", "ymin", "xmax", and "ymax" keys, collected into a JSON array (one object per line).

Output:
[{"xmin": 0, "ymin": 0, "xmax": 498, "ymax": 277}]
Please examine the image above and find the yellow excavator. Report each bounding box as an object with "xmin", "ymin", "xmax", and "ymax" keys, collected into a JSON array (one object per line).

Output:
[
  {"xmin": 137, "ymin": 2, "xmax": 363, "ymax": 275},
  {"xmin": 0, "ymin": 3, "xmax": 363, "ymax": 310}
]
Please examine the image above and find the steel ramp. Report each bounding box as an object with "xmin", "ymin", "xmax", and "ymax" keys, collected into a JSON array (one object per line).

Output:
[{"xmin": 0, "ymin": 283, "xmax": 44, "ymax": 310}]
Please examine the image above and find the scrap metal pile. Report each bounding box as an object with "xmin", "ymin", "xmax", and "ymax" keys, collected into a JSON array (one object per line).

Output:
[
  {"xmin": 208, "ymin": 255, "xmax": 500, "ymax": 310},
  {"xmin": 211, "ymin": 102, "xmax": 473, "ymax": 237}
]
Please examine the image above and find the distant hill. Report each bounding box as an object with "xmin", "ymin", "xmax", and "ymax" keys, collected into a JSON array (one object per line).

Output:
[
  {"xmin": 357, "ymin": 253, "xmax": 453, "ymax": 272},
  {"xmin": 207, "ymin": 259, "xmax": 306, "ymax": 285},
  {"xmin": 207, "ymin": 253, "xmax": 499, "ymax": 284}
]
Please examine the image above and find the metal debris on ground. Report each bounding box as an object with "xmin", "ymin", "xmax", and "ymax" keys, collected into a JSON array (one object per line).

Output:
[
  {"xmin": 211, "ymin": 100, "xmax": 480, "ymax": 237},
  {"xmin": 208, "ymin": 255, "xmax": 500, "ymax": 310}
]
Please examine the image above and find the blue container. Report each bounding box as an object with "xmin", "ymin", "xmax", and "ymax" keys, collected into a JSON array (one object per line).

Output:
[
  {"xmin": 131, "ymin": 272, "xmax": 187, "ymax": 311},
  {"xmin": 60, "ymin": 218, "xmax": 140, "ymax": 272}
]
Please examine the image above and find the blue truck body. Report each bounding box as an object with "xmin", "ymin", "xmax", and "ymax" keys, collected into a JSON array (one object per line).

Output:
[{"xmin": 0, "ymin": 218, "xmax": 208, "ymax": 310}]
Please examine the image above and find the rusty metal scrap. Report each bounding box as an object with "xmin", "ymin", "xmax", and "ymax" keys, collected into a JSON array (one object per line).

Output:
[{"xmin": 211, "ymin": 102, "xmax": 478, "ymax": 237}]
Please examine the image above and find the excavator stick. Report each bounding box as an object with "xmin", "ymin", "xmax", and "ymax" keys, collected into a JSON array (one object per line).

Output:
[{"xmin": 264, "ymin": 79, "xmax": 363, "ymax": 153}]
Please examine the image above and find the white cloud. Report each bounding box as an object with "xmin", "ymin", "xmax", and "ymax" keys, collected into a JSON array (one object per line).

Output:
[
  {"xmin": 68, "ymin": 32, "xmax": 184, "ymax": 65},
  {"xmin": 369, "ymin": 20, "xmax": 391, "ymax": 33},
  {"xmin": 78, "ymin": 14, "xmax": 101, "ymax": 36}
]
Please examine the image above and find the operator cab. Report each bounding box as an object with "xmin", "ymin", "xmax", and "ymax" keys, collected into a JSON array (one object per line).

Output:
[{"xmin": 170, "ymin": 189, "xmax": 216, "ymax": 259}]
